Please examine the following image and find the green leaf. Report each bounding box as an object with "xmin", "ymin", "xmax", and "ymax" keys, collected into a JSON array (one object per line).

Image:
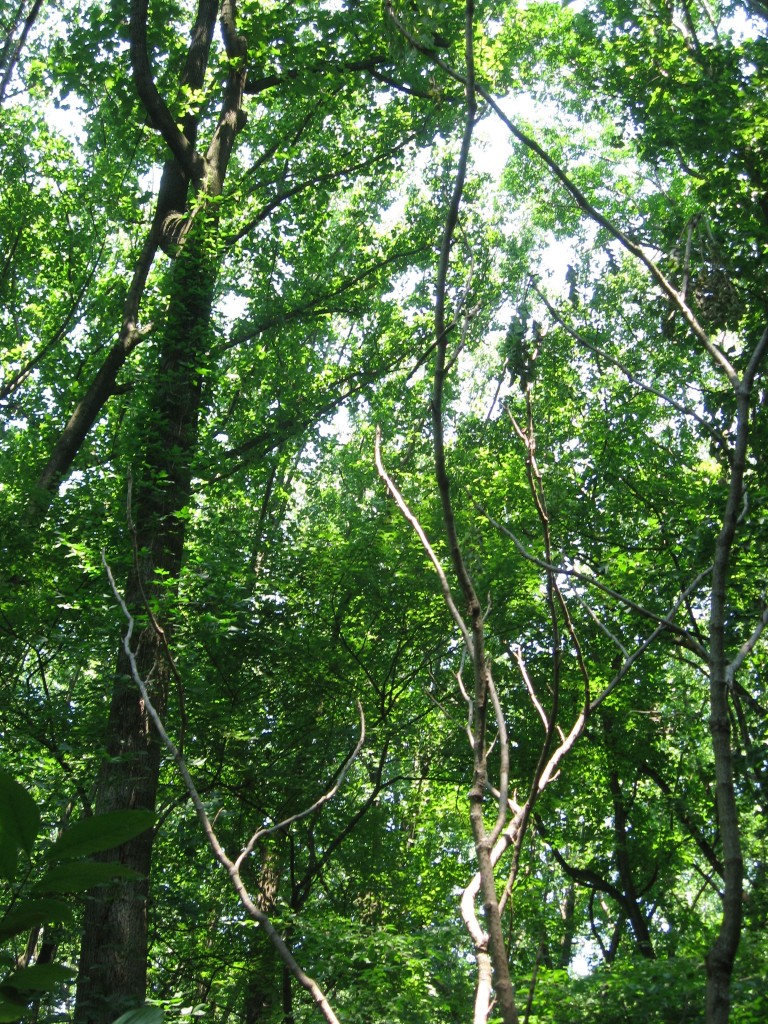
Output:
[
  {"xmin": 0, "ymin": 771, "xmax": 40, "ymax": 880},
  {"xmin": 0, "ymin": 900, "xmax": 72, "ymax": 940},
  {"xmin": 0, "ymin": 997, "xmax": 27, "ymax": 1023},
  {"xmin": 35, "ymin": 860, "xmax": 143, "ymax": 893},
  {"xmin": 48, "ymin": 811, "xmax": 155, "ymax": 861},
  {"xmin": 111, "ymin": 1008, "xmax": 164, "ymax": 1024},
  {"xmin": 1, "ymin": 963, "xmax": 74, "ymax": 994}
]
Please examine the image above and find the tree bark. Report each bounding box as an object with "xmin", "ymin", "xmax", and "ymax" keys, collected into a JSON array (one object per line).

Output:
[
  {"xmin": 705, "ymin": 386, "xmax": 748, "ymax": 1024},
  {"xmin": 607, "ymin": 771, "xmax": 655, "ymax": 960}
]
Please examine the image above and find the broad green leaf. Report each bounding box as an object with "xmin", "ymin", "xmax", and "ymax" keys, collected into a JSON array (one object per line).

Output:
[
  {"xmin": 111, "ymin": 1008, "xmax": 164, "ymax": 1024},
  {"xmin": 0, "ymin": 998, "xmax": 27, "ymax": 1023},
  {"xmin": 1, "ymin": 962, "xmax": 74, "ymax": 994},
  {"xmin": 48, "ymin": 811, "xmax": 155, "ymax": 861},
  {"xmin": 0, "ymin": 900, "xmax": 72, "ymax": 940},
  {"xmin": 0, "ymin": 771, "xmax": 40, "ymax": 879},
  {"xmin": 35, "ymin": 860, "xmax": 143, "ymax": 893}
]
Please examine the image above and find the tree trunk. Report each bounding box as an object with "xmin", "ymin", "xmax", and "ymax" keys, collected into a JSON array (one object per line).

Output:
[
  {"xmin": 556, "ymin": 885, "xmax": 576, "ymax": 970},
  {"xmin": 74, "ymin": 233, "xmax": 217, "ymax": 1023},
  {"xmin": 704, "ymin": 381, "xmax": 758, "ymax": 1024},
  {"xmin": 608, "ymin": 771, "xmax": 655, "ymax": 960}
]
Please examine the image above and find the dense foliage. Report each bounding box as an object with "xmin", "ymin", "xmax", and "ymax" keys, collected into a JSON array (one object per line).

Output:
[{"xmin": 1, "ymin": 0, "xmax": 767, "ymax": 1023}]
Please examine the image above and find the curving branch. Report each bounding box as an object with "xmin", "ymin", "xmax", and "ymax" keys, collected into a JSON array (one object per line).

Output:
[
  {"xmin": 0, "ymin": 0, "xmax": 44, "ymax": 103},
  {"xmin": 102, "ymin": 554, "xmax": 360, "ymax": 1024},
  {"xmin": 129, "ymin": 0, "xmax": 203, "ymax": 179},
  {"xmin": 32, "ymin": 229, "xmax": 159, "ymax": 500},
  {"xmin": 382, "ymin": 3, "xmax": 521, "ymax": 1021},
  {"xmin": 374, "ymin": 427, "xmax": 472, "ymax": 654}
]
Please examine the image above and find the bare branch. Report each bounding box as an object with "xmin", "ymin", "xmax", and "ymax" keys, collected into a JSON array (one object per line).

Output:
[
  {"xmin": 726, "ymin": 604, "xmax": 768, "ymax": 686},
  {"xmin": 234, "ymin": 702, "xmax": 365, "ymax": 871},
  {"xmin": 577, "ymin": 597, "xmax": 629, "ymax": 660},
  {"xmin": 742, "ymin": 323, "xmax": 768, "ymax": 392},
  {"xmin": 508, "ymin": 643, "xmax": 562, "ymax": 739},
  {"xmin": 487, "ymin": 671, "xmax": 510, "ymax": 846}
]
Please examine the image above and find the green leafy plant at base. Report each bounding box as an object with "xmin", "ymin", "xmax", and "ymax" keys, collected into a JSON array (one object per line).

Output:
[
  {"xmin": 0, "ymin": 767, "xmax": 154, "ymax": 1022},
  {"xmin": 112, "ymin": 1009, "xmax": 164, "ymax": 1024}
]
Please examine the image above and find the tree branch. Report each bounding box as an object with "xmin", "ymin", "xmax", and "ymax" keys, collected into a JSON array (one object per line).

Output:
[
  {"xmin": 129, "ymin": 0, "xmax": 203, "ymax": 179},
  {"xmin": 102, "ymin": 553, "xmax": 356, "ymax": 1024}
]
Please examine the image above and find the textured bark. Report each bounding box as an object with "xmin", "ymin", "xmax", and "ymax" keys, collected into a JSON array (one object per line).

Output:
[
  {"xmin": 73, "ymin": 635, "xmax": 165, "ymax": 1024},
  {"xmin": 30, "ymin": 0, "xmax": 219, "ymax": 508}
]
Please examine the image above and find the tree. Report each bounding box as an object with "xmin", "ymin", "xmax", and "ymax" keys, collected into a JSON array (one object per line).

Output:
[{"xmin": 1, "ymin": 0, "xmax": 768, "ymax": 1022}]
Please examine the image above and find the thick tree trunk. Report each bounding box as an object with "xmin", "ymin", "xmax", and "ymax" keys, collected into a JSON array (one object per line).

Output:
[{"xmin": 74, "ymin": 235, "xmax": 216, "ymax": 1024}]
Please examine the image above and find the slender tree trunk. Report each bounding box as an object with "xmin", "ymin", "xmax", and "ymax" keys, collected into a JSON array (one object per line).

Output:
[
  {"xmin": 74, "ymin": 233, "xmax": 217, "ymax": 1023},
  {"xmin": 704, "ymin": 383, "xmax": 755, "ymax": 1024},
  {"xmin": 0, "ymin": 0, "xmax": 44, "ymax": 102},
  {"xmin": 557, "ymin": 885, "xmax": 576, "ymax": 970},
  {"xmin": 607, "ymin": 771, "xmax": 655, "ymax": 959}
]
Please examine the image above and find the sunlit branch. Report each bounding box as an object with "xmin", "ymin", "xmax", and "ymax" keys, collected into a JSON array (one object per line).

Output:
[
  {"xmin": 588, "ymin": 613, "xmax": 683, "ymax": 711},
  {"xmin": 234, "ymin": 705, "xmax": 365, "ymax": 870},
  {"xmin": 374, "ymin": 427, "xmax": 473, "ymax": 655},
  {"xmin": 487, "ymin": 671, "xmax": 510, "ymax": 847},
  {"xmin": 726, "ymin": 604, "xmax": 768, "ymax": 686},
  {"xmin": 512, "ymin": 643, "xmax": 561, "ymax": 733},
  {"xmin": 454, "ymin": 667, "xmax": 477, "ymax": 748},
  {"xmin": 576, "ymin": 597, "xmax": 629, "ymax": 660},
  {"xmin": 742, "ymin": 323, "xmax": 768, "ymax": 388}
]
